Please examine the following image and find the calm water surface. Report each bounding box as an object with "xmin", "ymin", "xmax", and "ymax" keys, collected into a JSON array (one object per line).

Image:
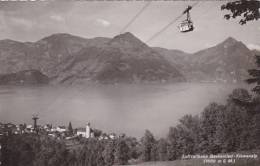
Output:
[{"xmin": 0, "ymin": 83, "xmax": 249, "ymax": 137}]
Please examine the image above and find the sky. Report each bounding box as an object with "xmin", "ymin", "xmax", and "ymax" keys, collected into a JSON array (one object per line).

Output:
[{"xmin": 0, "ymin": 0, "xmax": 259, "ymax": 53}]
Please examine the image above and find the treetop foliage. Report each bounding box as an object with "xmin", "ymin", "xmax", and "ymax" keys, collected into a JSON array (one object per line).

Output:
[
  {"xmin": 221, "ymin": 0, "xmax": 260, "ymax": 25},
  {"xmin": 247, "ymin": 55, "xmax": 260, "ymax": 94}
]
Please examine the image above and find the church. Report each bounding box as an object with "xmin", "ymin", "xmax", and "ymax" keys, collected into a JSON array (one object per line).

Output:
[{"xmin": 76, "ymin": 123, "xmax": 93, "ymax": 138}]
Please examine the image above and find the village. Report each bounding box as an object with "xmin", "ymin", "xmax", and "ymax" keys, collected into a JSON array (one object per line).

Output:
[{"xmin": 0, "ymin": 116, "xmax": 117, "ymax": 141}]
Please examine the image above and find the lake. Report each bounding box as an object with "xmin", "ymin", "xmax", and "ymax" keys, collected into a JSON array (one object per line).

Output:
[{"xmin": 0, "ymin": 83, "xmax": 250, "ymax": 138}]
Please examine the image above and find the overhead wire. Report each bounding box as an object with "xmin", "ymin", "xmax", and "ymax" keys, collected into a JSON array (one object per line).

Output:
[
  {"xmin": 120, "ymin": 1, "xmax": 151, "ymax": 34},
  {"xmin": 146, "ymin": 1, "xmax": 200, "ymax": 43},
  {"xmin": 146, "ymin": 14, "xmax": 184, "ymax": 43}
]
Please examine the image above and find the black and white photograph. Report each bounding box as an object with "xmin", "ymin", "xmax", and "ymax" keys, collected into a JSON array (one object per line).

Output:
[{"xmin": 0, "ymin": 0, "xmax": 260, "ymax": 165}]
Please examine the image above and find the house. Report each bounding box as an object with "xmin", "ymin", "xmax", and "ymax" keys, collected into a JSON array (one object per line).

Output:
[
  {"xmin": 56, "ymin": 126, "xmax": 66, "ymax": 133},
  {"xmin": 0, "ymin": 128, "xmax": 4, "ymax": 137},
  {"xmin": 43, "ymin": 124, "xmax": 52, "ymax": 132},
  {"xmin": 5, "ymin": 123, "xmax": 16, "ymax": 129},
  {"xmin": 0, "ymin": 123, "xmax": 18, "ymax": 135},
  {"xmin": 26, "ymin": 124, "xmax": 33, "ymax": 133},
  {"xmin": 51, "ymin": 127, "xmax": 57, "ymax": 132},
  {"xmin": 99, "ymin": 133, "xmax": 116, "ymax": 140},
  {"xmin": 76, "ymin": 128, "xmax": 86, "ymax": 137},
  {"xmin": 99, "ymin": 133, "xmax": 109, "ymax": 140},
  {"xmin": 17, "ymin": 124, "xmax": 27, "ymax": 134},
  {"xmin": 0, "ymin": 123, "xmax": 4, "ymax": 136},
  {"xmin": 109, "ymin": 133, "xmax": 116, "ymax": 139},
  {"xmin": 6, "ymin": 123, "xmax": 17, "ymax": 134},
  {"xmin": 48, "ymin": 133, "xmax": 56, "ymax": 137}
]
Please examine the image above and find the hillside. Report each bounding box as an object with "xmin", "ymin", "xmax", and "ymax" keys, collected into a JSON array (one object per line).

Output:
[
  {"xmin": 0, "ymin": 32, "xmax": 185, "ymax": 84},
  {"xmin": 0, "ymin": 70, "xmax": 49, "ymax": 85},
  {"xmin": 153, "ymin": 47, "xmax": 191, "ymax": 76},
  {"xmin": 0, "ymin": 33, "xmax": 256, "ymax": 84},
  {"xmin": 252, "ymin": 49, "xmax": 260, "ymax": 57},
  {"xmin": 56, "ymin": 32, "xmax": 185, "ymax": 84},
  {"xmin": 155, "ymin": 37, "xmax": 257, "ymax": 83}
]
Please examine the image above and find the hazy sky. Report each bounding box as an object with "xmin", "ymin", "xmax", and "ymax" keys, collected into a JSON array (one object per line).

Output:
[{"xmin": 0, "ymin": 0, "xmax": 259, "ymax": 53}]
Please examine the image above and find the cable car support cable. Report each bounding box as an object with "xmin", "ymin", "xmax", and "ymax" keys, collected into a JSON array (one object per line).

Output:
[
  {"xmin": 120, "ymin": 1, "xmax": 151, "ymax": 34},
  {"xmin": 146, "ymin": 1, "xmax": 200, "ymax": 43}
]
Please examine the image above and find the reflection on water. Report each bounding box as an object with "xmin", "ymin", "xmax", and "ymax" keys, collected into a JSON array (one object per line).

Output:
[{"xmin": 0, "ymin": 83, "xmax": 249, "ymax": 137}]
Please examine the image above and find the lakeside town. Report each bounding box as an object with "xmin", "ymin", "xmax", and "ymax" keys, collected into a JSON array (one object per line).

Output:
[{"xmin": 0, "ymin": 117, "xmax": 117, "ymax": 141}]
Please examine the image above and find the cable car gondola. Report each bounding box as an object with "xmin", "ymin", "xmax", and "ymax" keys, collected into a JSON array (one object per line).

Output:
[{"xmin": 178, "ymin": 5, "xmax": 194, "ymax": 33}]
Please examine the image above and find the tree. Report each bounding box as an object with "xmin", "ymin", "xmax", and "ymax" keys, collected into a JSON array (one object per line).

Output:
[
  {"xmin": 221, "ymin": 0, "xmax": 260, "ymax": 25},
  {"xmin": 222, "ymin": 102, "xmax": 255, "ymax": 151},
  {"xmin": 140, "ymin": 130, "xmax": 156, "ymax": 162},
  {"xmin": 150, "ymin": 140, "xmax": 158, "ymax": 161},
  {"xmin": 247, "ymin": 55, "xmax": 260, "ymax": 94},
  {"xmin": 93, "ymin": 129, "xmax": 102, "ymax": 138},
  {"xmin": 199, "ymin": 102, "xmax": 225, "ymax": 154},
  {"xmin": 214, "ymin": 106, "xmax": 229, "ymax": 153},
  {"xmin": 228, "ymin": 88, "xmax": 252, "ymax": 103},
  {"xmin": 157, "ymin": 138, "xmax": 168, "ymax": 161},
  {"xmin": 75, "ymin": 138, "xmax": 105, "ymax": 166},
  {"xmin": 167, "ymin": 127, "xmax": 180, "ymax": 160},
  {"xmin": 2, "ymin": 134, "xmax": 72, "ymax": 166},
  {"xmin": 166, "ymin": 115, "xmax": 200, "ymax": 160},
  {"xmin": 18, "ymin": 123, "xmax": 26, "ymax": 134},
  {"xmin": 177, "ymin": 115, "xmax": 200, "ymax": 155},
  {"xmin": 252, "ymin": 114, "xmax": 260, "ymax": 148},
  {"xmin": 102, "ymin": 140, "xmax": 115, "ymax": 166},
  {"xmin": 124, "ymin": 137, "xmax": 140, "ymax": 160},
  {"xmin": 114, "ymin": 138, "xmax": 130, "ymax": 165},
  {"xmin": 212, "ymin": 90, "xmax": 256, "ymax": 153},
  {"xmin": 68, "ymin": 122, "xmax": 73, "ymax": 136}
]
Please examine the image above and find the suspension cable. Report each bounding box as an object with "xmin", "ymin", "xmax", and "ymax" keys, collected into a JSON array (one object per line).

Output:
[
  {"xmin": 146, "ymin": 1, "xmax": 200, "ymax": 43},
  {"xmin": 120, "ymin": 1, "xmax": 151, "ymax": 34}
]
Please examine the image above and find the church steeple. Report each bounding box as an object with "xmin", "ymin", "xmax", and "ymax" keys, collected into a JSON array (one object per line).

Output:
[{"xmin": 86, "ymin": 122, "xmax": 91, "ymax": 138}]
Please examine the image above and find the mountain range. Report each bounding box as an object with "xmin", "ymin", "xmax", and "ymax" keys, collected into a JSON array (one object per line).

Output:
[
  {"xmin": 0, "ymin": 32, "xmax": 257, "ymax": 85},
  {"xmin": 155, "ymin": 37, "xmax": 257, "ymax": 83}
]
